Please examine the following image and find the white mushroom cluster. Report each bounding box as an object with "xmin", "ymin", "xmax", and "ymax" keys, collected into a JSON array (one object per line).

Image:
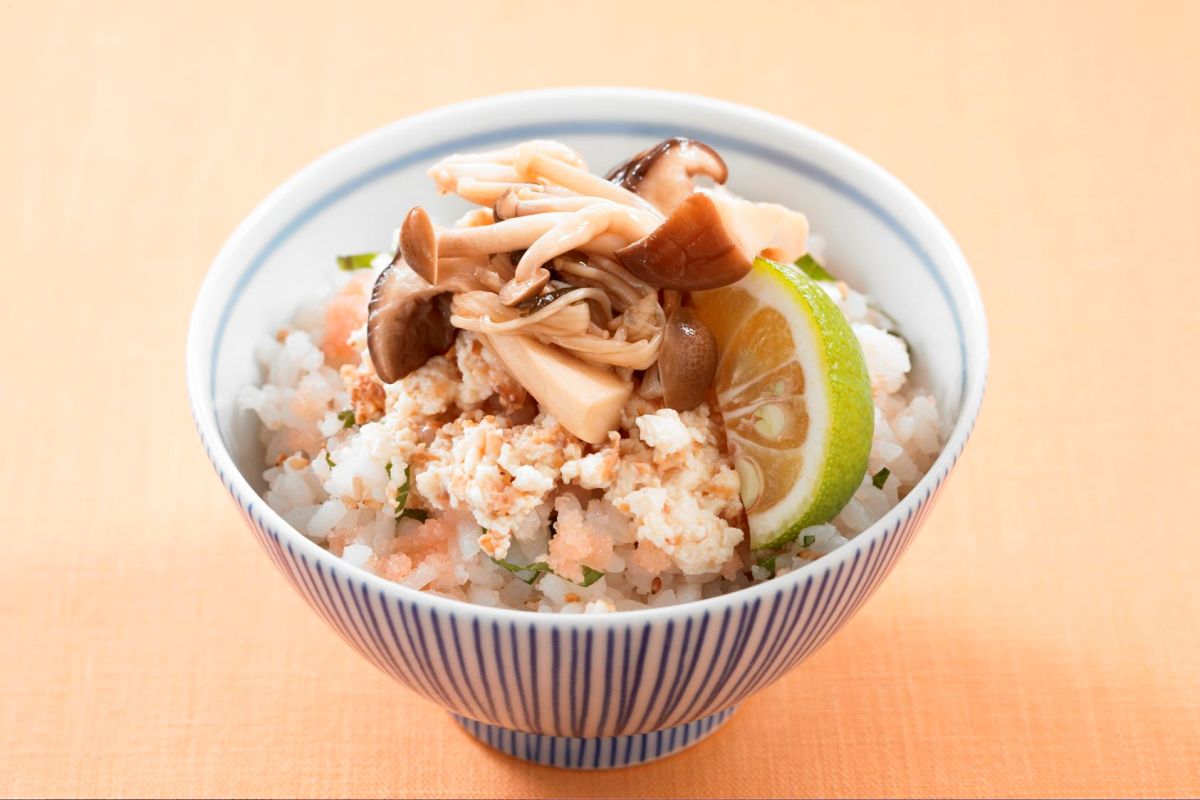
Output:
[{"xmin": 366, "ymin": 138, "xmax": 810, "ymax": 444}]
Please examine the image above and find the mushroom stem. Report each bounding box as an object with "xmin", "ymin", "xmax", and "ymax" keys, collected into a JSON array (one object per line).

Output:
[
  {"xmin": 436, "ymin": 213, "xmax": 571, "ymax": 257},
  {"xmin": 516, "ymin": 151, "xmax": 662, "ymax": 216},
  {"xmin": 585, "ymin": 254, "xmax": 653, "ymax": 295},
  {"xmin": 430, "ymin": 141, "xmax": 587, "ymax": 194},
  {"xmin": 438, "ymin": 163, "xmax": 525, "ymax": 186},
  {"xmin": 456, "ymin": 179, "xmax": 544, "ymax": 206},
  {"xmin": 494, "ymin": 190, "xmax": 600, "ymax": 220},
  {"xmin": 552, "ymin": 256, "xmax": 642, "ymax": 310},
  {"xmin": 436, "ymin": 140, "xmax": 587, "ymax": 168}
]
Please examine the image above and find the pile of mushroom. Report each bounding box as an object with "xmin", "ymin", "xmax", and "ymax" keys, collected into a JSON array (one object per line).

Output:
[{"xmin": 367, "ymin": 138, "xmax": 809, "ymax": 444}]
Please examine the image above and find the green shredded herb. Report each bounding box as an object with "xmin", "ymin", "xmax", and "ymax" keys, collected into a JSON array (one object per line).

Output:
[
  {"xmin": 324, "ymin": 451, "xmax": 335, "ymax": 469},
  {"xmin": 518, "ymin": 287, "xmax": 578, "ymax": 316},
  {"xmin": 580, "ymin": 566, "xmax": 605, "ymax": 587},
  {"xmin": 801, "ymin": 534, "xmax": 816, "ymax": 548},
  {"xmin": 394, "ymin": 465, "xmax": 411, "ymax": 520},
  {"xmin": 491, "ymin": 556, "xmax": 553, "ymax": 585},
  {"xmin": 794, "ymin": 254, "xmax": 836, "ymax": 282},
  {"xmin": 337, "ymin": 409, "xmax": 357, "ymax": 429},
  {"xmin": 384, "ymin": 461, "xmax": 392, "ymax": 478},
  {"xmin": 756, "ymin": 556, "xmax": 777, "ymax": 576},
  {"xmin": 336, "ymin": 252, "xmax": 379, "ymax": 271},
  {"xmin": 872, "ymin": 467, "xmax": 891, "ymax": 490},
  {"xmin": 490, "ymin": 551, "xmax": 603, "ymax": 587}
]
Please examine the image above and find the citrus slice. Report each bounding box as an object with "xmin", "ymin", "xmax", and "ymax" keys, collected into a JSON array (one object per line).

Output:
[{"xmin": 691, "ymin": 257, "xmax": 873, "ymax": 548}]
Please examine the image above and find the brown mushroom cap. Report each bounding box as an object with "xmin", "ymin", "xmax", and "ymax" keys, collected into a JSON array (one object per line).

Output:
[
  {"xmin": 613, "ymin": 192, "xmax": 753, "ymax": 290},
  {"xmin": 399, "ymin": 206, "xmax": 438, "ymax": 284},
  {"xmin": 366, "ymin": 264, "xmax": 456, "ymax": 384},
  {"xmin": 658, "ymin": 307, "xmax": 718, "ymax": 412},
  {"xmin": 607, "ymin": 137, "xmax": 728, "ymax": 214},
  {"xmin": 497, "ymin": 266, "xmax": 552, "ymax": 306}
]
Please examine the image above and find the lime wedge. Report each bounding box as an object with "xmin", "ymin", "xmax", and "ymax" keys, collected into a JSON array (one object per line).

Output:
[{"xmin": 691, "ymin": 257, "xmax": 873, "ymax": 548}]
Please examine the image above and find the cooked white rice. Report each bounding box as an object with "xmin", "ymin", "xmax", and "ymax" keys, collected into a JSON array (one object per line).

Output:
[{"xmin": 238, "ymin": 242, "xmax": 941, "ymax": 613}]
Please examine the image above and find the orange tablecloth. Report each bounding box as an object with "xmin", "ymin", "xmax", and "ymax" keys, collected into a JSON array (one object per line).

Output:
[{"xmin": 2, "ymin": 1, "xmax": 1197, "ymax": 797}]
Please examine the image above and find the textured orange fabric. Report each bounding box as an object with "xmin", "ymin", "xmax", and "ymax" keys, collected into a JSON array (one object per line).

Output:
[{"xmin": 2, "ymin": 1, "xmax": 1198, "ymax": 797}]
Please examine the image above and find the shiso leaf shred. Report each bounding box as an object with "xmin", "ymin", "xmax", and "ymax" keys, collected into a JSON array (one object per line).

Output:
[
  {"xmin": 394, "ymin": 465, "xmax": 412, "ymax": 520},
  {"xmin": 802, "ymin": 534, "xmax": 816, "ymax": 548},
  {"xmin": 489, "ymin": 542, "xmax": 604, "ymax": 588},
  {"xmin": 872, "ymin": 467, "xmax": 891, "ymax": 489},
  {"xmin": 491, "ymin": 556, "xmax": 553, "ymax": 585},
  {"xmin": 336, "ymin": 252, "xmax": 379, "ymax": 271},
  {"xmin": 580, "ymin": 566, "xmax": 605, "ymax": 587},
  {"xmin": 337, "ymin": 409, "xmax": 357, "ymax": 429}
]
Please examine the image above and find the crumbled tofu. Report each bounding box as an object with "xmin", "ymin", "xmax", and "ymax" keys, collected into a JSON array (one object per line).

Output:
[
  {"xmin": 560, "ymin": 432, "xmax": 620, "ymax": 490},
  {"xmin": 386, "ymin": 355, "xmax": 459, "ymax": 419},
  {"xmin": 414, "ymin": 413, "xmax": 581, "ymax": 558},
  {"xmin": 454, "ymin": 332, "xmax": 527, "ymax": 410},
  {"xmin": 604, "ymin": 404, "xmax": 745, "ymax": 574},
  {"xmin": 620, "ymin": 487, "xmax": 742, "ymax": 575},
  {"xmin": 635, "ymin": 408, "xmax": 701, "ymax": 459}
]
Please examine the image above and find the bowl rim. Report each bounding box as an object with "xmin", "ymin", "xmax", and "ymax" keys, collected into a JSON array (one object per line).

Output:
[{"xmin": 186, "ymin": 86, "xmax": 989, "ymax": 627}]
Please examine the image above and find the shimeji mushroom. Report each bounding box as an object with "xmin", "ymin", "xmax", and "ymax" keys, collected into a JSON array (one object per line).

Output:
[{"xmin": 658, "ymin": 307, "xmax": 718, "ymax": 411}]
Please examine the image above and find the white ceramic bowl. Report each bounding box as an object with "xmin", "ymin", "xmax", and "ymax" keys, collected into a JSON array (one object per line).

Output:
[{"xmin": 187, "ymin": 88, "xmax": 987, "ymax": 769}]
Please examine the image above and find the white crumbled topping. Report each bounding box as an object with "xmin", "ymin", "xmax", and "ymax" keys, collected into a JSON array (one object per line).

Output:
[
  {"xmin": 634, "ymin": 409, "xmax": 699, "ymax": 457},
  {"xmin": 621, "ymin": 488, "xmax": 742, "ymax": 575},
  {"xmin": 454, "ymin": 332, "xmax": 500, "ymax": 409},
  {"xmin": 852, "ymin": 323, "xmax": 910, "ymax": 396},
  {"xmin": 415, "ymin": 414, "xmax": 582, "ymax": 558},
  {"xmin": 386, "ymin": 355, "xmax": 459, "ymax": 419},
  {"xmin": 454, "ymin": 331, "xmax": 526, "ymax": 410},
  {"xmin": 606, "ymin": 405, "xmax": 744, "ymax": 575},
  {"xmin": 560, "ymin": 432, "xmax": 620, "ymax": 490}
]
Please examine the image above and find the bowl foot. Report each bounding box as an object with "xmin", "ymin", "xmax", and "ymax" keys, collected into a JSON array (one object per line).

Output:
[{"xmin": 452, "ymin": 706, "xmax": 737, "ymax": 769}]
